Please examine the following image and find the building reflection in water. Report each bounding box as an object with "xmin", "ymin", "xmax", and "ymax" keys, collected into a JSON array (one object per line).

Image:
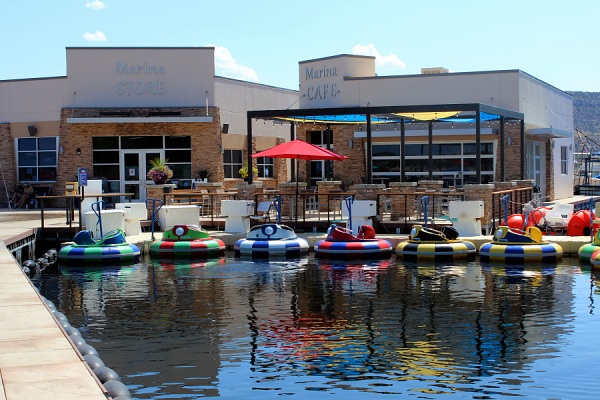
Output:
[{"xmin": 39, "ymin": 256, "xmax": 580, "ymax": 398}]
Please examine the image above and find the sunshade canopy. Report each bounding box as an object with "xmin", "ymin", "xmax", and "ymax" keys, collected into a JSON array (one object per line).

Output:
[{"xmin": 246, "ymin": 103, "xmax": 525, "ymax": 185}]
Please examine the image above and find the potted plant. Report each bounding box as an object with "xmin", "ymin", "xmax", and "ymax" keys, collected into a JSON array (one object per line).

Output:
[
  {"xmin": 238, "ymin": 162, "xmax": 259, "ymax": 180},
  {"xmin": 196, "ymin": 169, "xmax": 211, "ymax": 183},
  {"xmin": 147, "ymin": 157, "xmax": 173, "ymax": 184}
]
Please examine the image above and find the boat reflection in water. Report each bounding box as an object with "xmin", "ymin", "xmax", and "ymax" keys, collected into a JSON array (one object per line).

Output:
[{"xmin": 37, "ymin": 256, "xmax": 598, "ymax": 399}]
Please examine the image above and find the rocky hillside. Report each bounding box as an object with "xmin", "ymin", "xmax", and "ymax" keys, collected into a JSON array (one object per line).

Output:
[{"xmin": 569, "ymin": 91, "xmax": 600, "ymax": 135}]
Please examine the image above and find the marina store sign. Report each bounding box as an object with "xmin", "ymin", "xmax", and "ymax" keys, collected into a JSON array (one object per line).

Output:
[
  {"xmin": 304, "ymin": 64, "xmax": 339, "ymax": 101},
  {"xmin": 115, "ymin": 62, "xmax": 166, "ymax": 95}
]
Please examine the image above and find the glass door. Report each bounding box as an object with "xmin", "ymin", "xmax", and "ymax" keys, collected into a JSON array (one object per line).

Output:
[
  {"xmin": 310, "ymin": 160, "xmax": 334, "ymax": 188},
  {"xmin": 528, "ymin": 142, "xmax": 546, "ymax": 198},
  {"xmin": 121, "ymin": 150, "xmax": 164, "ymax": 202}
]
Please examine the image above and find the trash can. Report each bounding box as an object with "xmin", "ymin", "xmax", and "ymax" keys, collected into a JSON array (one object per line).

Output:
[
  {"xmin": 116, "ymin": 203, "xmax": 148, "ymax": 236},
  {"xmin": 84, "ymin": 209, "xmax": 125, "ymax": 239},
  {"xmin": 158, "ymin": 205, "xmax": 200, "ymax": 231},
  {"xmin": 221, "ymin": 200, "xmax": 254, "ymax": 232}
]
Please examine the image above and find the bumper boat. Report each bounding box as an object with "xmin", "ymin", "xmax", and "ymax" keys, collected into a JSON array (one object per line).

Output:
[
  {"xmin": 479, "ymin": 226, "xmax": 563, "ymax": 263},
  {"xmin": 234, "ymin": 223, "xmax": 309, "ymax": 258},
  {"xmin": 578, "ymin": 228, "xmax": 600, "ymax": 261},
  {"xmin": 234, "ymin": 196, "xmax": 309, "ymax": 258},
  {"xmin": 577, "ymin": 198, "xmax": 600, "ymax": 261},
  {"xmin": 396, "ymin": 225, "xmax": 476, "ymax": 261},
  {"xmin": 589, "ymin": 249, "xmax": 600, "ymax": 268},
  {"xmin": 58, "ymin": 229, "xmax": 140, "ymax": 265},
  {"xmin": 480, "ymin": 195, "xmax": 563, "ymax": 263},
  {"xmin": 396, "ymin": 195, "xmax": 476, "ymax": 261},
  {"xmin": 314, "ymin": 224, "xmax": 393, "ymax": 259},
  {"xmin": 314, "ymin": 196, "xmax": 392, "ymax": 259},
  {"xmin": 149, "ymin": 224, "xmax": 226, "ymax": 258}
]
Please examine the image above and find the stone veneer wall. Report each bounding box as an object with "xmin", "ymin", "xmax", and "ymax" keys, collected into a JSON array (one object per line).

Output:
[
  {"xmin": 351, "ymin": 184, "xmax": 384, "ymax": 200},
  {"xmin": 463, "ymin": 184, "xmax": 495, "ymax": 230},
  {"xmin": 544, "ymin": 140, "xmax": 555, "ymax": 201},
  {"xmin": 387, "ymin": 182, "xmax": 417, "ymax": 220},
  {"xmin": 295, "ymin": 124, "xmax": 361, "ymax": 189},
  {"xmin": 278, "ymin": 181, "xmax": 307, "ymax": 218},
  {"xmin": 495, "ymin": 123, "xmax": 524, "ymax": 182},
  {"xmin": 0, "ymin": 123, "xmax": 17, "ymax": 202}
]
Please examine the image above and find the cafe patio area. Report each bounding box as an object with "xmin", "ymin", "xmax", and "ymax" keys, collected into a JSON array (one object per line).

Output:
[
  {"xmin": 32, "ymin": 178, "xmax": 596, "ymax": 241},
  {"xmin": 161, "ymin": 179, "xmax": 543, "ymax": 235}
]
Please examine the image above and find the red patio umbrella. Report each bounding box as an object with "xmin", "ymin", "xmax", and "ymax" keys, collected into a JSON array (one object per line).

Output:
[{"xmin": 252, "ymin": 140, "xmax": 349, "ymax": 227}]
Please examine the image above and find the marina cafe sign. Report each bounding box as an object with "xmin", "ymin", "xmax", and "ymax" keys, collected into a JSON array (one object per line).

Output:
[
  {"xmin": 304, "ymin": 64, "xmax": 339, "ymax": 101},
  {"xmin": 115, "ymin": 62, "xmax": 166, "ymax": 96}
]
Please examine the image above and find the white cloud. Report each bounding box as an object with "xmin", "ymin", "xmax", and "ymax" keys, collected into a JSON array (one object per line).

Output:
[
  {"xmin": 211, "ymin": 45, "xmax": 259, "ymax": 83},
  {"xmin": 83, "ymin": 31, "xmax": 107, "ymax": 41},
  {"xmin": 85, "ymin": 0, "xmax": 106, "ymax": 10},
  {"xmin": 351, "ymin": 44, "xmax": 406, "ymax": 72}
]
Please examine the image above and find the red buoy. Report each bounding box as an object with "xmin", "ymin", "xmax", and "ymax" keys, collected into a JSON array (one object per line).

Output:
[{"xmin": 567, "ymin": 210, "xmax": 595, "ymax": 236}]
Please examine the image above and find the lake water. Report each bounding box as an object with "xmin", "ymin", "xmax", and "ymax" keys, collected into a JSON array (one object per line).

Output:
[{"xmin": 34, "ymin": 254, "xmax": 600, "ymax": 399}]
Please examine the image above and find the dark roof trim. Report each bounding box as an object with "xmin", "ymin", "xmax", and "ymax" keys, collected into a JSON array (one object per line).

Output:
[
  {"xmin": 345, "ymin": 69, "xmax": 523, "ymax": 81},
  {"xmin": 0, "ymin": 76, "xmax": 67, "ymax": 83}
]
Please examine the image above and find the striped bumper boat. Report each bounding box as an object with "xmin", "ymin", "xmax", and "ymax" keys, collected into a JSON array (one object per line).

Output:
[
  {"xmin": 578, "ymin": 229, "xmax": 600, "ymax": 262},
  {"xmin": 589, "ymin": 249, "xmax": 600, "ymax": 268},
  {"xmin": 314, "ymin": 225, "xmax": 393, "ymax": 259},
  {"xmin": 150, "ymin": 224, "xmax": 225, "ymax": 258},
  {"xmin": 479, "ymin": 226, "xmax": 563, "ymax": 263},
  {"xmin": 58, "ymin": 229, "xmax": 140, "ymax": 265},
  {"xmin": 396, "ymin": 225, "xmax": 476, "ymax": 261},
  {"xmin": 234, "ymin": 224, "xmax": 309, "ymax": 258}
]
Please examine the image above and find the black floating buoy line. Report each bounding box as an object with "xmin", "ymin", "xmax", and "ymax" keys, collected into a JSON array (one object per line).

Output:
[
  {"xmin": 20, "ymin": 249, "xmax": 132, "ymax": 399},
  {"xmin": 41, "ymin": 295, "xmax": 133, "ymax": 400},
  {"xmin": 19, "ymin": 248, "xmax": 58, "ymax": 278}
]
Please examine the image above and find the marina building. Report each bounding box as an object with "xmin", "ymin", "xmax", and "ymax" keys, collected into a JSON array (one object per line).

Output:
[{"xmin": 0, "ymin": 47, "xmax": 573, "ymax": 206}]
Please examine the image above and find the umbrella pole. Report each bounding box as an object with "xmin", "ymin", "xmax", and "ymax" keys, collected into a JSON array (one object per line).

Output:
[{"xmin": 294, "ymin": 158, "xmax": 299, "ymax": 231}]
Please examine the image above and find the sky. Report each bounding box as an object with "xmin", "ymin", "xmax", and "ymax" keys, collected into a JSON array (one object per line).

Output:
[{"xmin": 1, "ymin": 0, "xmax": 599, "ymax": 92}]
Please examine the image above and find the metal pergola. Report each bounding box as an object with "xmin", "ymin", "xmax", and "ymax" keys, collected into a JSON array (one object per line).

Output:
[{"xmin": 246, "ymin": 103, "xmax": 525, "ymax": 185}]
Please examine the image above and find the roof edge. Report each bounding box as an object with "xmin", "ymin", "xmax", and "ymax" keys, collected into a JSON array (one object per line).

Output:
[
  {"xmin": 299, "ymin": 54, "xmax": 375, "ymax": 65},
  {"xmin": 66, "ymin": 46, "xmax": 215, "ymax": 50}
]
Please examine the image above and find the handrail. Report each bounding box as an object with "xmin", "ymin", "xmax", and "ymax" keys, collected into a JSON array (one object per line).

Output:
[{"xmin": 128, "ymin": 185, "xmax": 539, "ymax": 234}]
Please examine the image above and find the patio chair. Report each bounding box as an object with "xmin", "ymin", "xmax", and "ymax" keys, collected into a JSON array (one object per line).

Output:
[
  {"xmin": 249, "ymin": 201, "xmax": 273, "ymax": 225},
  {"xmin": 301, "ymin": 188, "xmax": 319, "ymax": 214}
]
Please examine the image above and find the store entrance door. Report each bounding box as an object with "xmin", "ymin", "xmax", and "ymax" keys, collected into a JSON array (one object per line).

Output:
[{"xmin": 121, "ymin": 150, "xmax": 164, "ymax": 202}]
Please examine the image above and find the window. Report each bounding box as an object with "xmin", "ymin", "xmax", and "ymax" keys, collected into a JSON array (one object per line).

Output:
[
  {"xmin": 561, "ymin": 146, "xmax": 568, "ymax": 175},
  {"xmin": 371, "ymin": 141, "xmax": 495, "ymax": 186},
  {"xmin": 224, "ymin": 149, "xmax": 243, "ymax": 178},
  {"xmin": 310, "ymin": 130, "xmax": 332, "ymax": 146},
  {"xmin": 256, "ymin": 157, "xmax": 274, "ymax": 178},
  {"xmin": 16, "ymin": 137, "xmax": 58, "ymax": 182},
  {"xmin": 309, "ymin": 130, "xmax": 335, "ymax": 184}
]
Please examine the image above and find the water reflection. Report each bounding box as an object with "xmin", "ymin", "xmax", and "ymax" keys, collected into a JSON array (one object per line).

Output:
[{"xmin": 35, "ymin": 256, "xmax": 600, "ymax": 398}]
